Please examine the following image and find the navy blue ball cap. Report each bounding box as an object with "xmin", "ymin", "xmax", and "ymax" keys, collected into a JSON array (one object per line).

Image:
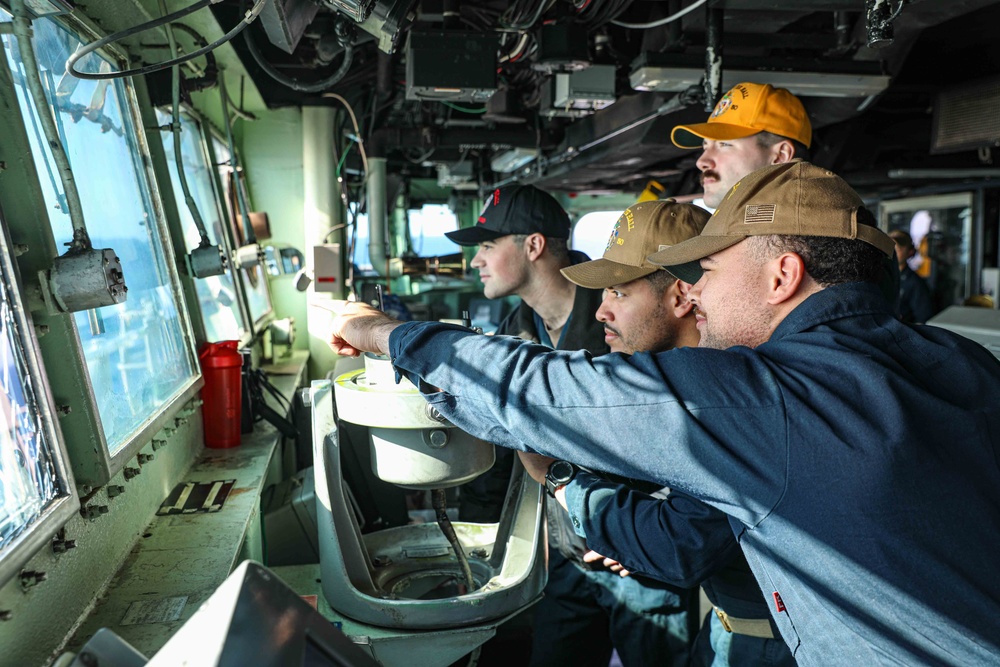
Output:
[{"xmin": 446, "ymin": 185, "xmax": 570, "ymax": 246}]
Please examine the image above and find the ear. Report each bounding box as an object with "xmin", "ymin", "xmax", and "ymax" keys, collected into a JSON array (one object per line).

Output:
[
  {"xmin": 766, "ymin": 252, "xmax": 807, "ymax": 305},
  {"xmin": 670, "ymin": 279, "xmax": 696, "ymax": 318},
  {"xmin": 523, "ymin": 233, "xmax": 546, "ymax": 262},
  {"xmin": 771, "ymin": 140, "xmax": 796, "ymax": 165}
]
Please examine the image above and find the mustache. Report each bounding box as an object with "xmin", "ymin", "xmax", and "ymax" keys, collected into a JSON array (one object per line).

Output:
[
  {"xmin": 604, "ymin": 324, "xmax": 622, "ymax": 337},
  {"xmin": 700, "ymin": 170, "xmax": 719, "ymax": 186}
]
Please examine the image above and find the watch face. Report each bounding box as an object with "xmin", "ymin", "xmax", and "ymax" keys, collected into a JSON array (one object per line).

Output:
[{"xmin": 548, "ymin": 460, "xmax": 575, "ymax": 484}]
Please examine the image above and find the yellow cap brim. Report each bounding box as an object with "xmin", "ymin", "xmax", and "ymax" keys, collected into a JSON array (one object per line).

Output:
[{"xmin": 671, "ymin": 122, "xmax": 763, "ymax": 149}]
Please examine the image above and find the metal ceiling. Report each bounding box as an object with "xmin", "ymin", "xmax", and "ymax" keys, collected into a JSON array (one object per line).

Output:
[{"xmin": 175, "ymin": 0, "xmax": 1000, "ymax": 200}]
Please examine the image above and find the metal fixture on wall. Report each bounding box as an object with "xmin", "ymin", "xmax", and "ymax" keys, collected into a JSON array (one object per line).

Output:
[
  {"xmin": 158, "ymin": 0, "xmax": 228, "ymax": 280},
  {"xmin": 11, "ymin": 0, "xmax": 127, "ymax": 313}
]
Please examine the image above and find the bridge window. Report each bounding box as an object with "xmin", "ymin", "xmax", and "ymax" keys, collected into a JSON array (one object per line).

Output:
[
  {"xmin": 572, "ymin": 210, "xmax": 622, "ymax": 260},
  {"xmin": 156, "ymin": 109, "xmax": 247, "ymax": 342},
  {"xmin": 0, "ymin": 211, "xmax": 77, "ymax": 585},
  {"xmin": 351, "ymin": 207, "xmax": 372, "ymax": 273},
  {"xmin": 2, "ymin": 15, "xmax": 197, "ymax": 453},
  {"xmin": 408, "ymin": 203, "xmax": 460, "ymax": 257},
  {"xmin": 212, "ymin": 136, "xmax": 273, "ymax": 325}
]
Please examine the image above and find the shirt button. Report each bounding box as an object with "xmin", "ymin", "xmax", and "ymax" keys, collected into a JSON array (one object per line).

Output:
[{"xmin": 572, "ymin": 517, "xmax": 580, "ymax": 528}]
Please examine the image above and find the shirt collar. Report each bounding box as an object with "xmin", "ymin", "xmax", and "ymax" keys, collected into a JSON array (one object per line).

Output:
[{"xmin": 769, "ymin": 282, "xmax": 893, "ymax": 343}]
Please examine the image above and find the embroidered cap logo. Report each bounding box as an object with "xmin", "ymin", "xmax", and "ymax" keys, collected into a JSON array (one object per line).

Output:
[
  {"xmin": 479, "ymin": 189, "xmax": 502, "ymax": 224},
  {"xmin": 711, "ymin": 92, "xmax": 734, "ymax": 119},
  {"xmin": 605, "ymin": 217, "xmax": 623, "ymax": 252}
]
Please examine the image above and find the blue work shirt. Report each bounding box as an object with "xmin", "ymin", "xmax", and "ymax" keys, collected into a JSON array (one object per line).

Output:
[{"xmin": 388, "ymin": 281, "xmax": 1000, "ymax": 667}]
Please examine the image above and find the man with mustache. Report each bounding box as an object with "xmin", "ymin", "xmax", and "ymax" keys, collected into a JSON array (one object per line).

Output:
[
  {"xmin": 673, "ymin": 82, "xmax": 811, "ymax": 210},
  {"xmin": 677, "ymin": 81, "xmax": 897, "ymax": 317}
]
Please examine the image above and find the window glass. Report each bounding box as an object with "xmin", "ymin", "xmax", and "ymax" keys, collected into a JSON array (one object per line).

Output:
[
  {"xmin": 0, "ymin": 261, "xmax": 61, "ymax": 549},
  {"xmin": 156, "ymin": 109, "xmax": 245, "ymax": 342},
  {"xmin": 264, "ymin": 245, "xmax": 280, "ymax": 276},
  {"xmin": 408, "ymin": 204, "xmax": 459, "ymax": 256},
  {"xmin": 211, "ymin": 137, "xmax": 272, "ymax": 324},
  {"xmin": 882, "ymin": 193, "xmax": 973, "ymax": 318},
  {"xmin": 572, "ymin": 210, "xmax": 621, "ymax": 260},
  {"xmin": 2, "ymin": 16, "xmax": 196, "ymax": 452},
  {"xmin": 352, "ymin": 208, "xmax": 372, "ymax": 272},
  {"xmin": 264, "ymin": 246, "xmax": 305, "ymax": 276},
  {"xmin": 353, "ymin": 203, "xmax": 459, "ymax": 272}
]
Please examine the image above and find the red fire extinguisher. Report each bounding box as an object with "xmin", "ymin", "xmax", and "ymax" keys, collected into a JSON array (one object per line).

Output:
[{"xmin": 199, "ymin": 341, "xmax": 243, "ymax": 448}]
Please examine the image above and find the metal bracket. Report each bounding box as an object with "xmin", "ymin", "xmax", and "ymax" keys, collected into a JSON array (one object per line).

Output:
[{"xmin": 38, "ymin": 247, "xmax": 127, "ymax": 313}]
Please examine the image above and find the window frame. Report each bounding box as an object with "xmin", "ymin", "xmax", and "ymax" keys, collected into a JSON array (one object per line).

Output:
[
  {"xmin": 0, "ymin": 10, "xmax": 203, "ymax": 485},
  {"xmin": 204, "ymin": 124, "xmax": 274, "ymax": 335},
  {"xmin": 0, "ymin": 203, "xmax": 79, "ymax": 588}
]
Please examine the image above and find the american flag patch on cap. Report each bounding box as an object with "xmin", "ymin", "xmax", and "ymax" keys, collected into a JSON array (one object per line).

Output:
[{"xmin": 744, "ymin": 204, "xmax": 776, "ymax": 224}]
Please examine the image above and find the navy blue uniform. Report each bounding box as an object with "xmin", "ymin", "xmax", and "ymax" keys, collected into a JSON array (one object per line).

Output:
[{"xmin": 388, "ymin": 282, "xmax": 1000, "ymax": 666}]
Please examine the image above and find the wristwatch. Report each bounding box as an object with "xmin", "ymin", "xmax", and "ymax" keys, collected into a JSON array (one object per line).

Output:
[{"xmin": 544, "ymin": 460, "xmax": 577, "ymax": 498}]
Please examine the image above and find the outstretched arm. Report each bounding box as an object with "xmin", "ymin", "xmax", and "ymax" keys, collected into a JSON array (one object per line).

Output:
[
  {"xmin": 384, "ymin": 320, "xmax": 789, "ymax": 526},
  {"xmin": 329, "ymin": 302, "xmax": 403, "ymax": 357}
]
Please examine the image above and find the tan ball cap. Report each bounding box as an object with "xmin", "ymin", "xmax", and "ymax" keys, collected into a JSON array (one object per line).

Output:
[
  {"xmin": 562, "ymin": 200, "xmax": 710, "ymax": 289},
  {"xmin": 647, "ymin": 161, "xmax": 896, "ymax": 284}
]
